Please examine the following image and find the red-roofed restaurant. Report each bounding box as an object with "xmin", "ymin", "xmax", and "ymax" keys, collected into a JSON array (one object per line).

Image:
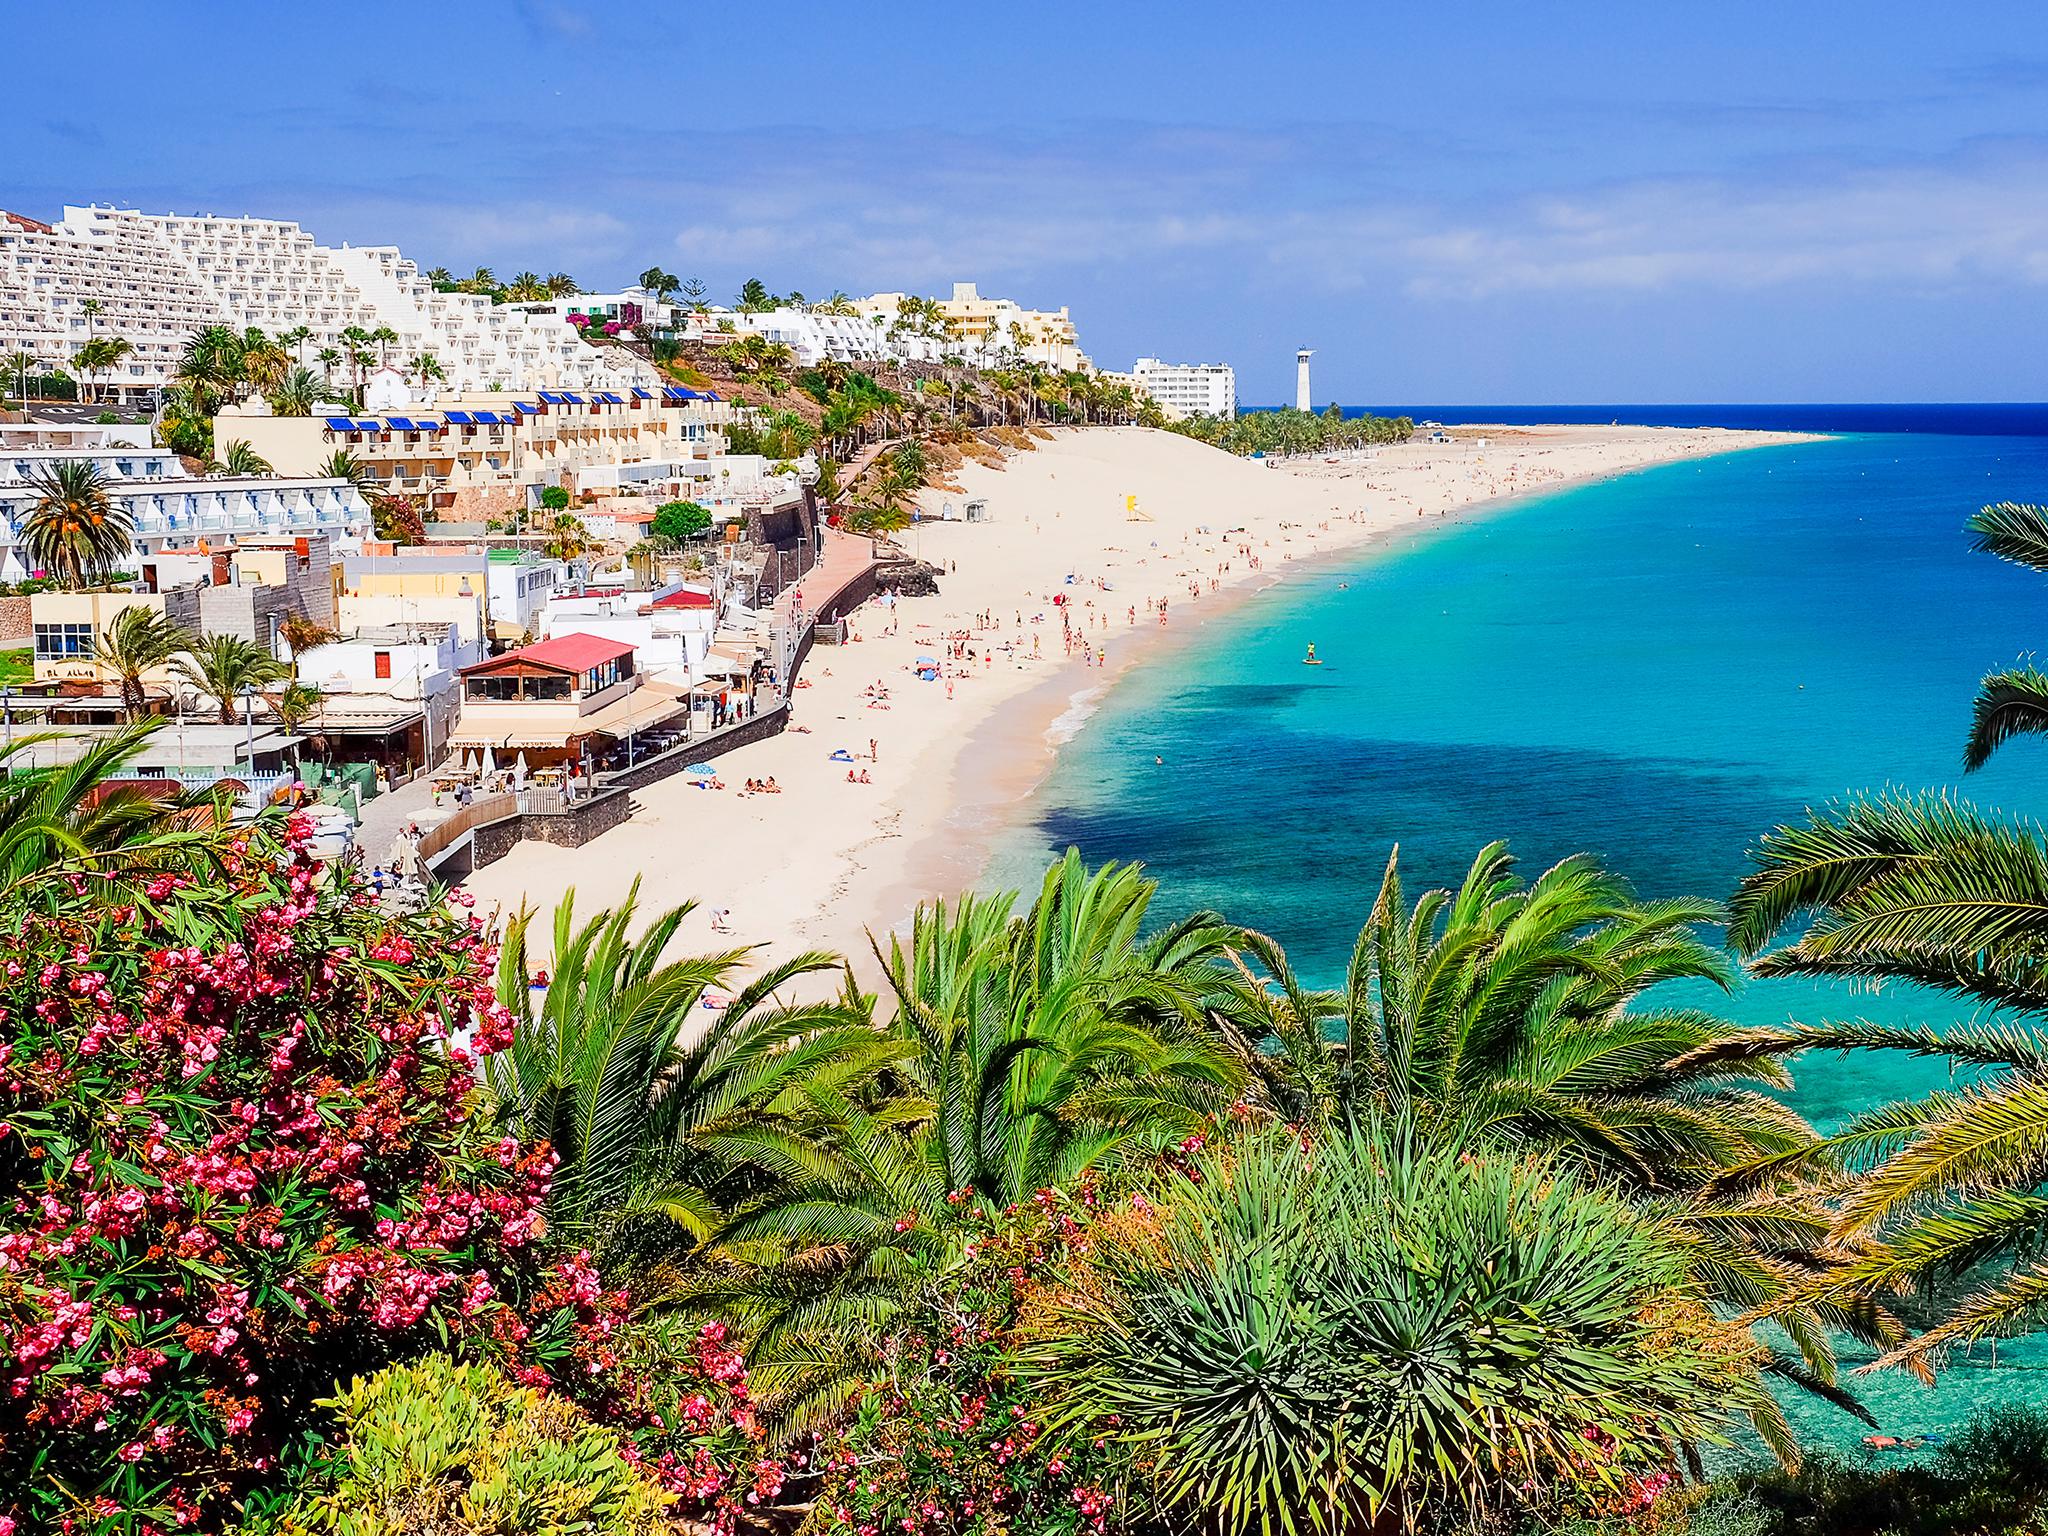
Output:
[{"xmin": 449, "ymin": 632, "xmax": 688, "ymax": 766}]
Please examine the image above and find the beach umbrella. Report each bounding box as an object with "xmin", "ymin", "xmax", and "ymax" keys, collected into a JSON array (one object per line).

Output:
[
  {"xmin": 915, "ymin": 655, "xmax": 937, "ymax": 666},
  {"xmin": 514, "ymin": 752, "xmax": 529, "ymax": 791},
  {"xmin": 481, "ymin": 745, "xmax": 497, "ymax": 776}
]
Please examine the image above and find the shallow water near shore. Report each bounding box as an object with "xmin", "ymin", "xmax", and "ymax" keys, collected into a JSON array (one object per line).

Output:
[{"xmin": 991, "ymin": 426, "xmax": 2048, "ymax": 1450}]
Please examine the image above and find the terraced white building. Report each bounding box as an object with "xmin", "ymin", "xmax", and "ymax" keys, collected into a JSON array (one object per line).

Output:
[{"xmin": 0, "ymin": 205, "xmax": 655, "ymax": 400}]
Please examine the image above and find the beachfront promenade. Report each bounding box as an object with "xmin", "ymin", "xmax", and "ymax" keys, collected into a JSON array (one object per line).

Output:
[{"xmin": 359, "ymin": 527, "xmax": 885, "ymax": 873}]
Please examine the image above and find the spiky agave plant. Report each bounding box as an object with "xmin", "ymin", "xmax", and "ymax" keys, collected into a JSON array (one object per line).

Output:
[
  {"xmin": 1219, "ymin": 841, "xmax": 1905, "ymax": 1455},
  {"xmin": 1029, "ymin": 1123, "xmax": 1771, "ymax": 1536}
]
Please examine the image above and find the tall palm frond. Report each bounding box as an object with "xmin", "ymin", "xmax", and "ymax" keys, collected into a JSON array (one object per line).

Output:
[
  {"xmin": 486, "ymin": 883, "xmax": 888, "ymax": 1264},
  {"xmin": 1728, "ymin": 793, "xmax": 2048, "ymax": 1368}
]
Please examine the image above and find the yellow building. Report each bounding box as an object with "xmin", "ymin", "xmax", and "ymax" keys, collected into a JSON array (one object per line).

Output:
[
  {"xmin": 856, "ymin": 283, "xmax": 1089, "ymax": 371},
  {"xmin": 221, "ymin": 386, "xmax": 725, "ymax": 523}
]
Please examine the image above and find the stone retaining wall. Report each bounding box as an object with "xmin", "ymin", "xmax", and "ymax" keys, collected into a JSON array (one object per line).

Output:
[{"xmin": 470, "ymin": 787, "xmax": 634, "ymax": 869}]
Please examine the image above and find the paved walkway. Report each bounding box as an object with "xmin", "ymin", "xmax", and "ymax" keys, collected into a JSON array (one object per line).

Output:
[{"xmin": 352, "ymin": 772, "xmax": 452, "ymax": 866}]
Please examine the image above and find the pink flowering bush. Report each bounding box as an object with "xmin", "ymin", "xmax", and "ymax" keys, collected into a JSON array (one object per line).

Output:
[
  {"xmin": 0, "ymin": 822, "xmax": 773, "ymax": 1535},
  {"xmin": 814, "ymin": 1189, "xmax": 1127, "ymax": 1536}
]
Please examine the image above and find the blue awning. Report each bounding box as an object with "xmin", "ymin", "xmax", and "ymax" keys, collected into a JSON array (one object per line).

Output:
[
  {"xmin": 357, "ymin": 420, "xmax": 384, "ymax": 432},
  {"xmin": 537, "ymin": 391, "xmax": 567, "ymax": 404},
  {"xmin": 444, "ymin": 410, "xmax": 475, "ymax": 425},
  {"xmin": 513, "ymin": 400, "xmax": 540, "ymax": 414},
  {"xmin": 701, "ymin": 390, "xmax": 721, "ymax": 402},
  {"xmin": 630, "ymin": 387, "xmax": 652, "ymax": 400},
  {"xmin": 413, "ymin": 419, "xmax": 442, "ymax": 432},
  {"xmin": 561, "ymin": 392, "xmax": 585, "ymax": 404},
  {"xmin": 385, "ymin": 416, "xmax": 416, "ymax": 430},
  {"xmin": 324, "ymin": 416, "xmax": 355, "ymax": 430},
  {"xmin": 472, "ymin": 410, "xmax": 502, "ymax": 425},
  {"xmin": 601, "ymin": 391, "xmax": 625, "ymax": 404}
]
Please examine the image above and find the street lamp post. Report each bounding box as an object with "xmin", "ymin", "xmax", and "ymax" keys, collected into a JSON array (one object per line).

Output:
[
  {"xmin": 239, "ymin": 683, "xmax": 257, "ymax": 769},
  {"xmin": 1, "ymin": 686, "xmax": 12, "ymax": 753}
]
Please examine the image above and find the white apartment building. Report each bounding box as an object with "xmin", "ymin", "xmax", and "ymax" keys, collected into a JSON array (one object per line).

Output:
[
  {"xmin": 1131, "ymin": 358, "xmax": 1236, "ymax": 420},
  {"xmin": 0, "ymin": 433, "xmax": 372, "ymax": 582},
  {"xmin": 686, "ymin": 307, "xmax": 943, "ymax": 368},
  {"xmin": 0, "ymin": 204, "xmax": 657, "ymax": 398}
]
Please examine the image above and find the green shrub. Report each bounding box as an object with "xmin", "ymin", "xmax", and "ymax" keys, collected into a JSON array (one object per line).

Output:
[
  {"xmin": 274, "ymin": 1355, "xmax": 677, "ymax": 1535},
  {"xmin": 539, "ymin": 485, "xmax": 570, "ymax": 512},
  {"xmin": 652, "ymin": 500, "xmax": 711, "ymax": 541}
]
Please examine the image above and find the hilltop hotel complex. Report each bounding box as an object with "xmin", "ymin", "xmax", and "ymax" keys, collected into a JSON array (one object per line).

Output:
[{"xmin": 0, "ymin": 196, "xmax": 1244, "ymax": 859}]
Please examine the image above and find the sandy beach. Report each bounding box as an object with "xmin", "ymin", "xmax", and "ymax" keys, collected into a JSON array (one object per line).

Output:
[{"xmin": 461, "ymin": 424, "xmax": 1814, "ymax": 977}]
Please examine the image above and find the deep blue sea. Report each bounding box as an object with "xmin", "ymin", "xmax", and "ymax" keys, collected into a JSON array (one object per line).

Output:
[{"xmin": 992, "ymin": 407, "xmax": 2048, "ymax": 1450}]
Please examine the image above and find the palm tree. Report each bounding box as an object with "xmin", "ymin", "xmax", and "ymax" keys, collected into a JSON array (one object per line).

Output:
[
  {"xmin": 705, "ymin": 854, "xmax": 1248, "ymax": 1416},
  {"xmin": 236, "ymin": 328, "xmax": 289, "ymax": 399},
  {"xmin": 1724, "ymin": 792, "xmax": 2048, "ymax": 1371},
  {"xmin": 1228, "ymin": 842, "xmax": 1814, "ymax": 1190},
  {"xmin": 465, "ymin": 266, "xmax": 498, "ymax": 296},
  {"xmin": 542, "ymin": 513, "xmax": 589, "ymax": 562},
  {"xmin": 94, "ymin": 606, "xmax": 188, "ymax": 721},
  {"xmin": 368, "ymin": 325, "xmax": 399, "ymax": 370},
  {"xmin": 485, "ymin": 884, "xmax": 884, "ymax": 1263},
  {"xmin": 267, "ymin": 365, "xmax": 338, "ymax": 417},
  {"xmin": 206, "ymin": 439, "xmax": 273, "ymax": 477},
  {"xmin": 0, "ymin": 721, "xmax": 210, "ymax": 882},
  {"xmin": 4, "ymin": 349, "xmax": 41, "ymax": 403},
  {"xmin": 269, "ymin": 680, "xmax": 323, "ymax": 737},
  {"xmin": 172, "ymin": 635, "xmax": 288, "ymax": 724},
  {"xmin": 1227, "ymin": 841, "xmax": 1894, "ymax": 1450},
  {"xmin": 277, "ymin": 612, "xmax": 339, "ymax": 676},
  {"xmin": 177, "ymin": 325, "xmax": 246, "ymax": 413},
  {"xmin": 278, "ymin": 325, "xmax": 312, "ymax": 366},
  {"xmin": 337, "ymin": 326, "xmax": 374, "ymax": 407},
  {"xmin": 506, "ymin": 272, "xmax": 546, "ymax": 303},
  {"xmin": 72, "ymin": 336, "xmax": 134, "ymax": 405},
  {"xmin": 406, "ymin": 352, "xmax": 446, "ymax": 393},
  {"xmin": 23, "ymin": 460, "xmax": 132, "ymax": 588},
  {"xmin": 638, "ymin": 267, "xmax": 680, "ymax": 303},
  {"xmin": 317, "ymin": 448, "xmax": 374, "ymax": 492},
  {"xmin": 1960, "ymin": 502, "xmax": 2048, "ymax": 769},
  {"xmin": 544, "ymin": 272, "xmax": 579, "ymax": 299}
]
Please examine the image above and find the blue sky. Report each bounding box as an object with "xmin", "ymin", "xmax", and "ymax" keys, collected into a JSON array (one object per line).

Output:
[{"xmin": 9, "ymin": 0, "xmax": 2048, "ymax": 402}]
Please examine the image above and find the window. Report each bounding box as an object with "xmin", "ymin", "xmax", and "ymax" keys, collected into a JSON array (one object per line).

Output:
[
  {"xmin": 33, "ymin": 622, "xmax": 94, "ymax": 660},
  {"xmin": 373, "ymin": 650, "xmax": 392, "ymax": 679}
]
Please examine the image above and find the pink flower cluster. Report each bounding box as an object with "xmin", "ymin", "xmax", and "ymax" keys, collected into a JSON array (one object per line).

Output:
[{"xmin": 0, "ymin": 829, "xmax": 596, "ymax": 1533}]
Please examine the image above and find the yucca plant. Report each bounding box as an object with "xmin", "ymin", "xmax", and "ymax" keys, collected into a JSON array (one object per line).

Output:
[{"xmin": 1031, "ymin": 1122, "xmax": 1768, "ymax": 1536}]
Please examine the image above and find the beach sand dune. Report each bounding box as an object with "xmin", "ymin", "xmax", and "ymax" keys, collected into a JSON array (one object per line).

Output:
[{"xmin": 461, "ymin": 423, "xmax": 1812, "ymax": 987}]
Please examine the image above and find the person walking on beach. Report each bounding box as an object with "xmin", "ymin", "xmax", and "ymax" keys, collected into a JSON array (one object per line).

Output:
[{"xmin": 869, "ymin": 736, "xmax": 878, "ymax": 762}]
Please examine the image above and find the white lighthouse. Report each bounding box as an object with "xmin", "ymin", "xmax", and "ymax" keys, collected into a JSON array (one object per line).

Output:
[{"xmin": 1295, "ymin": 348, "xmax": 1314, "ymax": 411}]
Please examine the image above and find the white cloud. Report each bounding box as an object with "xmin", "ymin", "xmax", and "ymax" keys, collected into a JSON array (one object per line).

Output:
[{"xmin": 651, "ymin": 133, "xmax": 2048, "ymax": 305}]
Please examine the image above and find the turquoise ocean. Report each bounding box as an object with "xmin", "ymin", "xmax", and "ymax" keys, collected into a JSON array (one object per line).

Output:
[{"xmin": 988, "ymin": 408, "xmax": 2048, "ymax": 1451}]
